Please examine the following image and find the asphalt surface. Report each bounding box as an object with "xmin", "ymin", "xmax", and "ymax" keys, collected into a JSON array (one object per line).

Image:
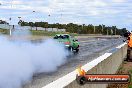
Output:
[{"xmin": 23, "ymin": 37, "xmax": 123, "ymax": 88}]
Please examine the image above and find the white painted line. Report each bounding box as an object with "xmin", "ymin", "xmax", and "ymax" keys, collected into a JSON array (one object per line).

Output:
[
  {"xmin": 42, "ymin": 53, "xmax": 112, "ymax": 88},
  {"xmin": 116, "ymin": 43, "xmax": 127, "ymax": 49},
  {"xmin": 82, "ymin": 53, "xmax": 112, "ymax": 71},
  {"xmin": 42, "ymin": 71, "xmax": 76, "ymax": 88},
  {"xmin": 42, "ymin": 43, "xmax": 126, "ymax": 88}
]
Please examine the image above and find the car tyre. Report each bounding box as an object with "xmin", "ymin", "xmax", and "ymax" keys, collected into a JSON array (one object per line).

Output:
[
  {"xmin": 75, "ymin": 48, "xmax": 79, "ymax": 53},
  {"xmin": 68, "ymin": 46, "xmax": 73, "ymax": 52}
]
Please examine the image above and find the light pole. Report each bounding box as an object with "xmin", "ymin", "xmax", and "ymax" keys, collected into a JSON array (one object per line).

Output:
[
  {"xmin": 0, "ymin": 2, "xmax": 12, "ymax": 35},
  {"xmin": 19, "ymin": 11, "xmax": 36, "ymax": 30},
  {"xmin": 18, "ymin": 17, "xmax": 21, "ymax": 26},
  {"xmin": 60, "ymin": 14, "xmax": 62, "ymax": 24},
  {"xmin": 94, "ymin": 26, "xmax": 96, "ymax": 34},
  {"xmin": 9, "ymin": 0, "xmax": 13, "ymax": 36},
  {"xmin": 107, "ymin": 28, "xmax": 108, "ymax": 35},
  {"xmin": 18, "ymin": 17, "xmax": 21, "ymax": 21},
  {"xmin": 1, "ymin": 1, "xmax": 14, "ymax": 36},
  {"xmin": 9, "ymin": 18, "xmax": 12, "ymax": 36},
  {"xmin": 48, "ymin": 14, "xmax": 51, "ymax": 31},
  {"xmin": 30, "ymin": 11, "xmax": 36, "ymax": 30},
  {"xmin": 111, "ymin": 29, "xmax": 113, "ymax": 35},
  {"xmin": 32, "ymin": 11, "xmax": 38, "ymax": 30},
  {"xmin": 115, "ymin": 28, "xmax": 116, "ymax": 35},
  {"xmin": 102, "ymin": 24, "xmax": 103, "ymax": 34}
]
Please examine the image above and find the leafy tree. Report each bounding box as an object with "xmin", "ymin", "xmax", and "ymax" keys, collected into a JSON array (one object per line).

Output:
[{"xmin": 18, "ymin": 21, "xmax": 128, "ymax": 35}]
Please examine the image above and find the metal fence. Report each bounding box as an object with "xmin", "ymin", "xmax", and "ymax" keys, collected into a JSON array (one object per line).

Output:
[{"xmin": 0, "ymin": 24, "xmax": 66, "ymax": 32}]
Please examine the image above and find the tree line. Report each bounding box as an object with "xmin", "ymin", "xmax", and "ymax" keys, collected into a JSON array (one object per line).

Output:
[
  {"xmin": 0, "ymin": 20, "xmax": 8, "ymax": 24},
  {"xmin": 18, "ymin": 20, "xmax": 128, "ymax": 35}
]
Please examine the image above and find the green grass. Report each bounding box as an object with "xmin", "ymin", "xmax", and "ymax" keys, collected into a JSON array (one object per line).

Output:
[
  {"xmin": 31, "ymin": 30, "xmax": 66, "ymax": 36},
  {"xmin": 0, "ymin": 28, "xmax": 9, "ymax": 34},
  {"xmin": 129, "ymin": 69, "xmax": 132, "ymax": 85},
  {"xmin": 123, "ymin": 61, "xmax": 127, "ymax": 64},
  {"xmin": 129, "ymin": 69, "xmax": 132, "ymax": 74},
  {"xmin": 128, "ymin": 85, "xmax": 132, "ymax": 88},
  {"xmin": 118, "ymin": 66, "xmax": 123, "ymax": 71},
  {"xmin": 31, "ymin": 30, "xmax": 78, "ymax": 36}
]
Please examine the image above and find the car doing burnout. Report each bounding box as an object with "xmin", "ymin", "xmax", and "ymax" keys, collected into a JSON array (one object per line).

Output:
[{"xmin": 54, "ymin": 34, "xmax": 79, "ymax": 52}]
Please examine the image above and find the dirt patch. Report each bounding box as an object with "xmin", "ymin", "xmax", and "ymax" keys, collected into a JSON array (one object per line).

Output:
[{"xmin": 107, "ymin": 61, "xmax": 132, "ymax": 88}]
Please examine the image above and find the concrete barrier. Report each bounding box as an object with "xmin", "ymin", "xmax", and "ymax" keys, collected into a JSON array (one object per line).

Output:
[{"xmin": 42, "ymin": 43, "xmax": 127, "ymax": 88}]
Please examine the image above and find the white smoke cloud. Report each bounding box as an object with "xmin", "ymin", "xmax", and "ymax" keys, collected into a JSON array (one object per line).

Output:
[{"xmin": 0, "ymin": 36, "xmax": 68, "ymax": 88}]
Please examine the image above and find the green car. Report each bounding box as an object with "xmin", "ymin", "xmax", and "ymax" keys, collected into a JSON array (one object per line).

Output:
[{"xmin": 54, "ymin": 34, "xmax": 79, "ymax": 52}]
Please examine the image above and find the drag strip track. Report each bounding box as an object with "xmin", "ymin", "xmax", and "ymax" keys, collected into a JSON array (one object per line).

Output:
[{"xmin": 24, "ymin": 37, "xmax": 123, "ymax": 88}]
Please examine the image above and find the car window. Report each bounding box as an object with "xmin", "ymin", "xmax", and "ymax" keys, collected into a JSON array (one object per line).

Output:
[
  {"xmin": 54, "ymin": 36, "xmax": 59, "ymax": 39},
  {"xmin": 54, "ymin": 35, "xmax": 69, "ymax": 39},
  {"xmin": 63, "ymin": 35, "xmax": 69, "ymax": 39}
]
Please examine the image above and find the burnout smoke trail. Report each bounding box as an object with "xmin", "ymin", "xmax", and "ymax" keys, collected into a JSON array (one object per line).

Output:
[{"xmin": 0, "ymin": 36, "xmax": 68, "ymax": 88}]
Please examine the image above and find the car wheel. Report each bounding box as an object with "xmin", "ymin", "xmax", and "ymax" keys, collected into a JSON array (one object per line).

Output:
[
  {"xmin": 68, "ymin": 46, "xmax": 73, "ymax": 52},
  {"xmin": 75, "ymin": 48, "xmax": 79, "ymax": 53}
]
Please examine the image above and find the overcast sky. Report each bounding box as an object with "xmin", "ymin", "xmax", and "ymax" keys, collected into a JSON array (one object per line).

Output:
[{"xmin": 0, "ymin": 0, "xmax": 131, "ymax": 30}]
